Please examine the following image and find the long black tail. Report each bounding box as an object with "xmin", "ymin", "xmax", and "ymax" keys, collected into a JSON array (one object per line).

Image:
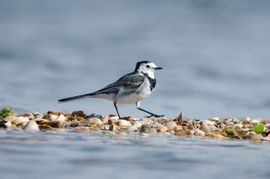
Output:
[{"xmin": 58, "ymin": 93, "xmax": 95, "ymax": 103}]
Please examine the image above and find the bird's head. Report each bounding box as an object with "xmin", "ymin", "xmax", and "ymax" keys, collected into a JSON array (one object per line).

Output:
[{"xmin": 135, "ymin": 61, "xmax": 163, "ymax": 79}]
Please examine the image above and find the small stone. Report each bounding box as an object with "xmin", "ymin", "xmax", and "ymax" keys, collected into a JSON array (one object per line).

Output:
[
  {"xmin": 175, "ymin": 130, "xmax": 186, "ymax": 136},
  {"xmin": 211, "ymin": 132, "xmax": 225, "ymax": 139},
  {"xmin": 174, "ymin": 125, "xmax": 183, "ymax": 132},
  {"xmin": 3, "ymin": 116, "xmax": 17, "ymax": 122},
  {"xmin": 250, "ymin": 133, "xmax": 263, "ymax": 140},
  {"xmin": 244, "ymin": 117, "xmax": 252, "ymax": 122},
  {"xmin": 71, "ymin": 111, "xmax": 85, "ymax": 117},
  {"xmin": 127, "ymin": 125, "xmax": 139, "ymax": 132},
  {"xmin": 109, "ymin": 115, "xmax": 119, "ymax": 120},
  {"xmin": 40, "ymin": 121, "xmax": 65, "ymax": 128},
  {"xmin": 157, "ymin": 126, "xmax": 168, "ymax": 133},
  {"xmin": 133, "ymin": 121, "xmax": 143, "ymax": 128},
  {"xmin": 101, "ymin": 116, "xmax": 109, "ymax": 124},
  {"xmin": 141, "ymin": 124, "xmax": 154, "ymax": 133},
  {"xmin": 110, "ymin": 124, "xmax": 119, "ymax": 132},
  {"xmin": 47, "ymin": 111, "xmax": 64, "ymax": 115},
  {"xmin": 211, "ymin": 117, "xmax": 220, "ymax": 121},
  {"xmin": 88, "ymin": 118, "xmax": 103, "ymax": 125},
  {"xmin": 251, "ymin": 119, "xmax": 262, "ymax": 124},
  {"xmin": 117, "ymin": 120, "xmax": 132, "ymax": 127},
  {"xmin": 224, "ymin": 118, "xmax": 233, "ymax": 125},
  {"xmin": 151, "ymin": 121, "xmax": 163, "ymax": 129},
  {"xmin": 200, "ymin": 121, "xmax": 211, "ymax": 134},
  {"xmin": 74, "ymin": 126, "xmax": 90, "ymax": 132},
  {"xmin": 23, "ymin": 120, "xmax": 40, "ymax": 132},
  {"xmin": 232, "ymin": 118, "xmax": 240, "ymax": 124},
  {"xmin": 48, "ymin": 114, "xmax": 67, "ymax": 122},
  {"xmin": 187, "ymin": 120, "xmax": 195, "ymax": 129},
  {"xmin": 168, "ymin": 129, "xmax": 175, "ymax": 135},
  {"xmin": 13, "ymin": 117, "xmax": 29, "ymax": 125},
  {"xmin": 234, "ymin": 124, "xmax": 243, "ymax": 129},
  {"xmin": 165, "ymin": 121, "xmax": 177, "ymax": 130},
  {"xmin": 176, "ymin": 112, "xmax": 184, "ymax": 125},
  {"xmin": 103, "ymin": 125, "xmax": 111, "ymax": 130},
  {"xmin": 33, "ymin": 112, "xmax": 44, "ymax": 119},
  {"xmin": 23, "ymin": 112, "xmax": 35, "ymax": 119},
  {"xmin": 200, "ymin": 120, "xmax": 217, "ymax": 133},
  {"xmin": 5, "ymin": 121, "xmax": 12, "ymax": 128},
  {"xmin": 193, "ymin": 129, "xmax": 205, "ymax": 136},
  {"xmin": 51, "ymin": 128, "xmax": 66, "ymax": 132}
]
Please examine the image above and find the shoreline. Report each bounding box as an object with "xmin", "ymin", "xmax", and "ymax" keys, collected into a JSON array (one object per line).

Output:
[{"xmin": 0, "ymin": 109, "xmax": 270, "ymax": 141}]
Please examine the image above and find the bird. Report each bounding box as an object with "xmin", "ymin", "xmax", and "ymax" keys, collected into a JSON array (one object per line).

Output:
[{"xmin": 58, "ymin": 61, "xmax": 164, "ymax": 118}]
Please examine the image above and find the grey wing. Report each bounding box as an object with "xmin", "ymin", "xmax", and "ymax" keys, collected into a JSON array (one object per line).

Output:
[{"xmin": 93, "ymin": 73, "xmax": 145, "ymax": 95}]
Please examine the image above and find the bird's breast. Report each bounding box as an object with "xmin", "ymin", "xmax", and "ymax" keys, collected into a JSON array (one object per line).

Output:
[
  {"xmin": 116, "ymin": 77, "xmax": 152, "ymax": 104},
  {"xmin": 136, "ymin": 77, "xmax": 152, "ymax": 98}
]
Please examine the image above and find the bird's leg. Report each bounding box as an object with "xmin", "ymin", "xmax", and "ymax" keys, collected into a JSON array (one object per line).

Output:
[
  {"xmin": 113, "ymin": 102, "xmax": 122, "ymax": 119},
  {"xmin": 136, "ymin": 102, "xmax": 164, "ymax": 118}
]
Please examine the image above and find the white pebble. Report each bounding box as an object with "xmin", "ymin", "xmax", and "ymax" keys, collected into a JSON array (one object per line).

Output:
[
  {"xmin": 118, "ymin": 120, "xmax": 131, "ymax": 127},
  {"xmin": 165, "ymin": 121, "xmax": 177, "ymax": 130},
  {"xmin": 23, "ymin": 120, "xmax": 40, "ymax": 132},
  {"xmin": 88, "ymin": 118, "xmax": 103, "ymax": 125},
  {"xmin": 13, "ymin": 117, "xmax": 29, "ymax": 125},
  {"xmin": 49, "ymin": 114, "xmax": 67, "ymax": 122}
]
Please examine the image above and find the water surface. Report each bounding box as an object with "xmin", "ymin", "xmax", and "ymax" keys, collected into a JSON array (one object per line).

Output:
[{"xmin": 0, "ymin": 130, "xmax": 269, "ymax": 179}]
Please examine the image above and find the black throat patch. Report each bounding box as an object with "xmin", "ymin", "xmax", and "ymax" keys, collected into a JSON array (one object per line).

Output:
[{"xmin": 142, "ymin": 72, "xmax": 156, "ymax": 91}]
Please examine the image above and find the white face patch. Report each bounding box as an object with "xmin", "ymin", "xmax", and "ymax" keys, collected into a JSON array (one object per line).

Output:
[
  {"xmin": 137, "ymin": 62, "xmax": 158, "ymax": 79},
  {"xmin": 147, "ymin": 62, "xmax": 157, "ymax": 69}
]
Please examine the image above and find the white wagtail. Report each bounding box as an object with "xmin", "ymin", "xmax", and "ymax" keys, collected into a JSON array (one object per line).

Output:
[{"xmin": 58, "ymin": 61, "xmax": 164, "ymax": 118}]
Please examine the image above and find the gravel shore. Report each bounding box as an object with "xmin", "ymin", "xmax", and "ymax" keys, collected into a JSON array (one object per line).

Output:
[{"xmin": 1, "ymin": 110, "xmax": 270, "ymax": 141}]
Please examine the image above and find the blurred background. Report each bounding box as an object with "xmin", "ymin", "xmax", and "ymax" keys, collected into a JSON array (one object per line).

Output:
[{"xmin": 1, "ymin": 0, "xmax": 270, "ymax": 119}]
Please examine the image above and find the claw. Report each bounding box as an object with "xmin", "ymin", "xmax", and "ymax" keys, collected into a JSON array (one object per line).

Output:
[{"xmin": 145, "ymin": 114, "xmax": 164, "ymax": 118}]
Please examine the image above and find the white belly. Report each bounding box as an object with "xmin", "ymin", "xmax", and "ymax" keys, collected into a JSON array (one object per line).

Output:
[{"xmin": 117, "ymin": 78, "xmax": 152, "ymax": 104}]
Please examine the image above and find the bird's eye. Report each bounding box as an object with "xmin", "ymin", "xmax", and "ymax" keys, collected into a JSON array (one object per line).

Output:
[{"xmin": 146, "ymin": 65, "xmax": 150, "ymax": 68}]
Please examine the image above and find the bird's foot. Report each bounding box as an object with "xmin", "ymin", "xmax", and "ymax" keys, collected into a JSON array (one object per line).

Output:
[
  {"xmin": 145, "ymin": 114, "xmax": 164, "ymax": 118},
  {"xmin": 118, "ymin": 116, "xmax": 131, "ymax": 120}
]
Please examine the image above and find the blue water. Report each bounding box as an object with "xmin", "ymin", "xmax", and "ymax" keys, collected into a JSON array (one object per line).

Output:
[
  {"xmin": 0, "ymin": 130, "xmax": 270, "ymax": 179},
  {"xmin": 1, "ymin": 0, "xmax": 270, "ymax": 178}
]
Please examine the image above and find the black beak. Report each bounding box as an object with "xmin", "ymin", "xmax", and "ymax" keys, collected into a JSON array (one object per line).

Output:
[{"xmin": 155, "ymin": 67, "xmax": 163, "ymax": 70}]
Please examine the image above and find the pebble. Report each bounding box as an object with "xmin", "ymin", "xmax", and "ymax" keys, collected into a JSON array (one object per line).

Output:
[
  {"xmin": 74, "ymin": 126, "xmax": 90, "ymax": 132},
  {"xmin": 23, "ymin": 113, "xmax": 35, "ymax": 119},
  {"xmin": 157, "ymin": 126, "xmax": 168, "ymax": 133},
  {"xmin": 212, "ymin": 132, "xmax": 226, "ymax": 139},
  {"xmin": 109, "ymin": 115, "xmax": 119, "ymax": 121},
  {"xmin": 3, "ymin": 116, "xmax": 17, "ymax": 122},
  {"xmin": 23, "ymin": 120, "xmax": 40, "ymax": 132},
  {"xmin": 48, "ymin": 114, "xmax": 67, "ymax": 122},
  {"xmin": 200, "ymin": 121, "xmax": 211, "ymax": 134},
  {"xmin": 133, "ymin": 121, "xmax": 143, "ymax": 128},
  {"xmin": 88, "ymin": 118, "xmax": 103, "ymax": 125},
  {"xmin": 141, "ymin": 124, "xmax": 157, "ymax": 133},
  {"xmin": 101, "ymin": 116, "xmax": 109, "ymax": 124},
  {"xmin": 117, "ymin": 120, "xmax": 132, "ymax": 127},
  {"xmin": 193, "ymin": 129, "xmax": 205, "ymax": 136},
  {"xmin": 103, "ymin": 125, "xmax": 111, "ymax": 131},
  {"xmin": 127, "ymin": 125, "xmax": 139, "ymax": 132},
  {"xmin": 5, "ymin": 121, "xmax": 12, "ymax": 128},
  {"xmin": 165, "ymin": 121, "xmax": 177, "ymax": 130},
  {"xmin": 250, "ymin": 133, "xmax": 263, "ymax": 140},
  {"xmin": 251, "ymin": 119, "xmax": 262, "ymax": 124},
  {"xmin": 174, "ymin": 125, "xmax": 183, "ymax": 132},
  {"xmin": 13, "ymin": 117, "xmax": 29, "ymax": 125}
]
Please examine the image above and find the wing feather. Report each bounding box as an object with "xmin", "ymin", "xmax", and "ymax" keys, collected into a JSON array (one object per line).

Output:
[{"xmin": 93, "ymin": 73, "xmax": 145, "ymax": 95}]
